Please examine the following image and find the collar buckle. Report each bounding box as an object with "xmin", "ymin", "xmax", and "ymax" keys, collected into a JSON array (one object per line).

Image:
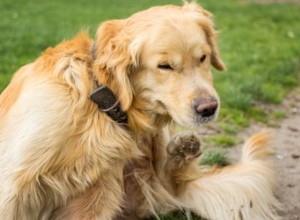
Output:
[{"xmin": 89, "ymin": 85, "xmax": 128, "ymax": 124}]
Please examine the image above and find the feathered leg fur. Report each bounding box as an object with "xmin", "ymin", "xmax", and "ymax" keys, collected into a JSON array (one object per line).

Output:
[{"xmin": 180, "ymin": 132, "xmax": 281, "ymax": 220}]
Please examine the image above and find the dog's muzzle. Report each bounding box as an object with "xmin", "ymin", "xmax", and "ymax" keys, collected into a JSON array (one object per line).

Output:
[{"xmin": 194, "ymin": 97, "xmax": 218, "ymax": 118}]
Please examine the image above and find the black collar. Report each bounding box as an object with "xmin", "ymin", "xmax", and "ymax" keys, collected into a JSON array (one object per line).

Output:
[
  {"xmin": 90, "ymin": 42, "xmax": 127, "ymax": 125},
  {"xmin": 89, "ymin": 82, "xmax": 128, "ymax": 124}
]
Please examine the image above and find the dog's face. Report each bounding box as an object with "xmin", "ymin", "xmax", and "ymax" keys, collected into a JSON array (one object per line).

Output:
[
  {"xmin": 94, "ymin": 3, "xmax": 225, "ymax": 129},
  {"xmin": 133, "ymin": 15, "xmax": 221, "ymax": 128}
]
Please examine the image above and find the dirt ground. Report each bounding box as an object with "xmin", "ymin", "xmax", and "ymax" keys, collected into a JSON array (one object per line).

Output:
[
  {"xmin": 267, "ymin": 88, "xmax": 300, "ymax": 220},
  {"xmin": 221, "ymin": 88, "xmax": 300, "ymax": 220}
]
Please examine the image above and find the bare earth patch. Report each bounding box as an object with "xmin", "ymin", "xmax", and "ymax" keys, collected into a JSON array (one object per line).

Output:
[{"xmin": 270, "ymin": 88, "xmax": 300, "ymax": 220}]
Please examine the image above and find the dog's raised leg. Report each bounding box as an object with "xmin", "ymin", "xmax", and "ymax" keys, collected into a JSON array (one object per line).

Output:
[
  {"xmin": 178, "ymin": 132, "xmax": 282, "ymax": 220},
  {"xmin": 162, "ymin": 133, "xmax": 203, "ymax": 196}
]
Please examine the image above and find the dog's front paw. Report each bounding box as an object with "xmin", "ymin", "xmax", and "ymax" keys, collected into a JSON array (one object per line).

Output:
[{"xmin": 167, "ymin": 134, "xmax": 201, "ymax": 161}]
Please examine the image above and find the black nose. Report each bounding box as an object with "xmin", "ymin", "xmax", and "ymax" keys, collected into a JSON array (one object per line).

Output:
[{"xmin": 195, "ymin": 98, "xmax": 218, "ymax": 118}]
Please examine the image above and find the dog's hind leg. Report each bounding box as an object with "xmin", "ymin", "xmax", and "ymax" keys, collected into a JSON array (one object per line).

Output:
[
  {"xmin": 161, "ymin": 133, "xmax": 203, "ymax": 196},
  {"xmin": 179, "ymin": 132, "xmax": 282, "ymax": 220}
]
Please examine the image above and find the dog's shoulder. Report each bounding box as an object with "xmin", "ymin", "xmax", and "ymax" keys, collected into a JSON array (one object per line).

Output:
[
  {"xmin": 35, "ymin": 32, "xmax": 93, "ymax": 75},
  {"xmin": 43, "ymin": 32, "xmax": 92, "ymax": 61},
  {"xmin": 0, "ymin": 33, "xmax": 94, "ymax": 124}
]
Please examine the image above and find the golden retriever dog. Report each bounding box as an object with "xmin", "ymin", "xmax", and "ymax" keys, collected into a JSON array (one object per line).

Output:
[{"xmin": 0, "ymin": 2, "xmax": 280, "ymax": 219}]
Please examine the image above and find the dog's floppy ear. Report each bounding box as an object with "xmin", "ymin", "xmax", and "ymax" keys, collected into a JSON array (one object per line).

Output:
[
  {"xmin": 202, "ymin": 23, "xmax": 226, "ymax": 71},
  {"xmin": 183, "ymin": 2, "xmax": 226, "ymax": 71},
  {"xmin": 93, "ymin": 20, "xmax": 137, "ymax": 110}
]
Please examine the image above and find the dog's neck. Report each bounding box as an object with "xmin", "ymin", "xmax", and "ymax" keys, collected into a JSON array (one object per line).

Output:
[
  {"xmin": 90, "ymin": 42, "xmax": 128, "ymax": 125},
  {"xmin": 89, "ymin": 76, "xmax": 174, "ymax": 133}
]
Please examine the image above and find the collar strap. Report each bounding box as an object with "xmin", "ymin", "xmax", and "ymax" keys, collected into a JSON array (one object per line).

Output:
[{"xmin": 89, "ymin": 84, "xmax": 128, "ymax": 124}]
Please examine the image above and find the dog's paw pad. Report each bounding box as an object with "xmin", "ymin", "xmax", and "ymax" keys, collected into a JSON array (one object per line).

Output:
[{"xmin": 167, "ymin": 134, "xmax": 201, "ymax": 160}]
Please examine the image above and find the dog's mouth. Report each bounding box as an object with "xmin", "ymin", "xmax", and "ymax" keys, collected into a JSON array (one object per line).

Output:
[
  {"xmin": 194, "ymin": 113, "xmax": 218, "ymax": 127},
  {"xmin": 148, "ymin": 99, "xmax": 219, "ymax": 128}
]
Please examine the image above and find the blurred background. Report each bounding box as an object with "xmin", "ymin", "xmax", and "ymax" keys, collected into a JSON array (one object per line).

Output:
[
  {"xmin": 0, "ymin": 0, "xmax": 299, "ymax": 219},
  {"xmin": 0, "ymin": 0, "xmax": 299, "ymax": 127}
]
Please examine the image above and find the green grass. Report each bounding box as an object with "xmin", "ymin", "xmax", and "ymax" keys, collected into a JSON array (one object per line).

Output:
[
  {"xmin": 205, "ymin": 134, "xmax": 237, "ymax": 148},
  {"xmin": 271, "ymin": 110, "xmax": 287, "ymax": 120},
  {"xmin": 200, "ymin": 150, "xmax": 228, "ymax": 167},
  {"xmin": 1, "ymin": 0, "xmax": 300, "ymax": 219},
  {"xmin": 212, "ymin": 1, "xmax": 300, "ymax": 130}
]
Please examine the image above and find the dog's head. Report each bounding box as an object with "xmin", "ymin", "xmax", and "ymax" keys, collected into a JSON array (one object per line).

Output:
[{"xmin": 93, "ymin": 2, "xmax": 225, "ymax": 129}]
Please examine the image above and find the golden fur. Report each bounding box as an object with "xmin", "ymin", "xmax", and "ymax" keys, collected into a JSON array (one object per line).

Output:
[{"xmin": 0, "ymin": 2, "xmax": 280, "ymax": 219}]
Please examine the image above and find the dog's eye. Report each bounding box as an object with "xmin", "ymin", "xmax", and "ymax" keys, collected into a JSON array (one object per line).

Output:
[
  {"xmin": 200, "ymin": 55, "xmax": 206, "ymax": 63},
  {"xmin": 158, "ymin": 64, "xmax": 173, "ymax": 70}
]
